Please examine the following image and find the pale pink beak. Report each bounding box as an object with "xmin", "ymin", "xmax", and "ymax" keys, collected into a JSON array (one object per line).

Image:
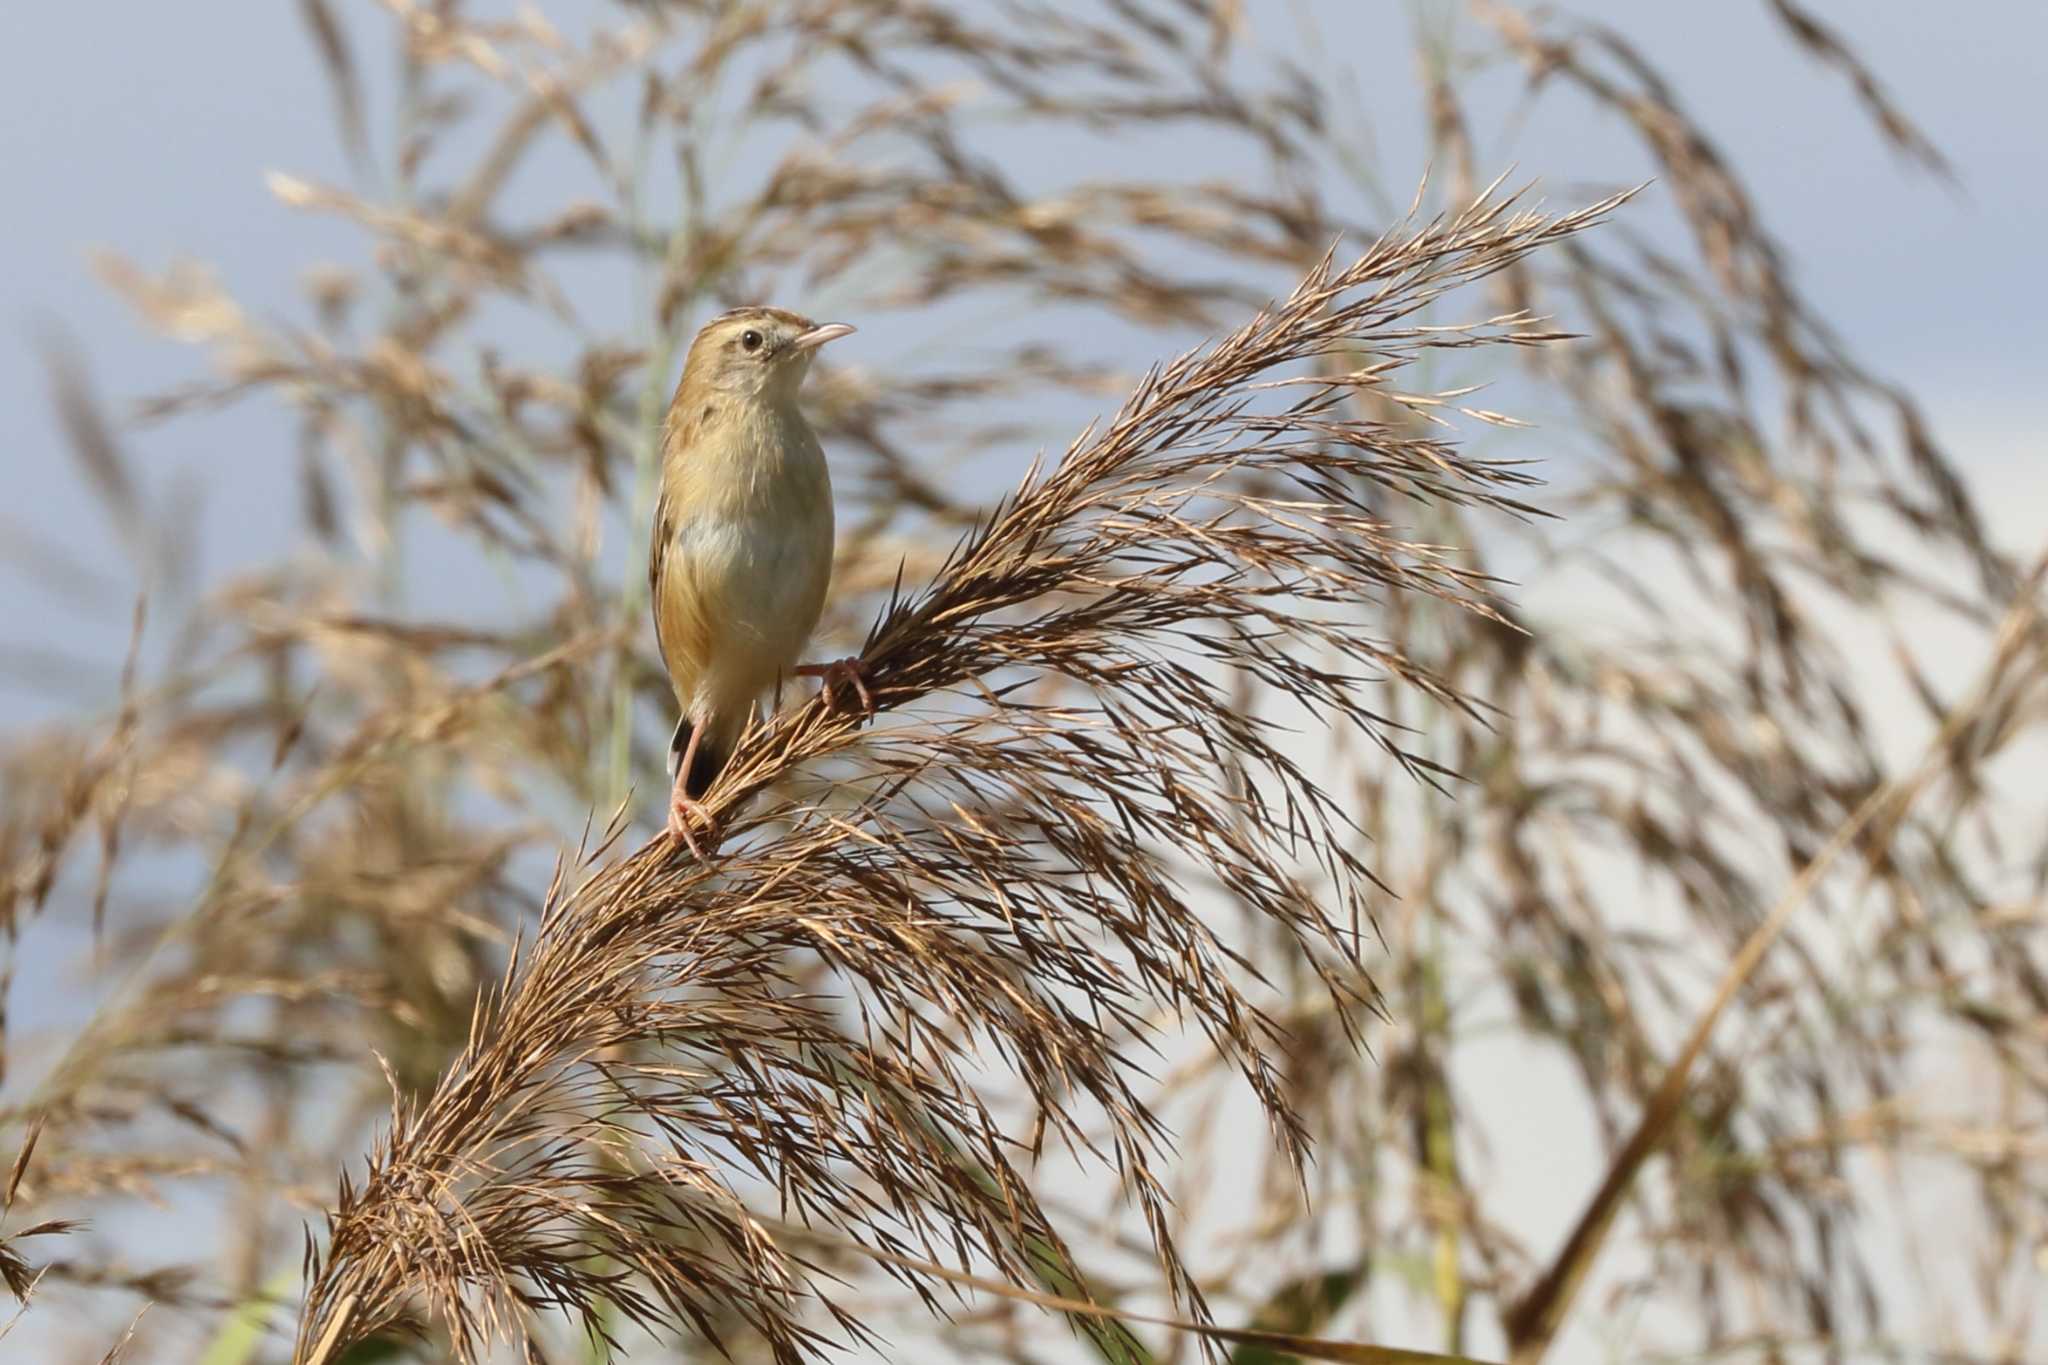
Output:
[{"xmin": 788, "ymin": 322, "xmax": 856, "ymax": 353}]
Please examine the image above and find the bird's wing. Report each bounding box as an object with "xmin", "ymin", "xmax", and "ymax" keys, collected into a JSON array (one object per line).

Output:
[
  {"xmin": 648, "ymin": 484, "xmax": 675, "ymax": 670},
  {"xmin": 649, "ymin": 483, "xmax": 717, "ymax": 697}
]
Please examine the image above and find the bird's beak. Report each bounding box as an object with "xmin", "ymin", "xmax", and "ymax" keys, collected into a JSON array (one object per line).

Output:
[{"xmin": 788, "ymin": 322, "xmax": 856, "ymax": 353}]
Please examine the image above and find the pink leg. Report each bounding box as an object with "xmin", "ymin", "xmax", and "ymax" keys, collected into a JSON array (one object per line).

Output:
[
  {"xmin": 667, "ymin": 725, "xmax": 710, "ymax": 858},
  {"xmin": 795, "ymin": 656, "xmax": 874, "ymax": 714}
]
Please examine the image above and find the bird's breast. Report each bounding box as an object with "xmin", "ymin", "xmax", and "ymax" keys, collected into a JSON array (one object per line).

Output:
[
  {"xmin": 657, "ymin": 404, "xmax": 835, "ymax": 716},
  {"xmin": 676, "ymin": 510, "xmax": 829, "ymax": 638}
]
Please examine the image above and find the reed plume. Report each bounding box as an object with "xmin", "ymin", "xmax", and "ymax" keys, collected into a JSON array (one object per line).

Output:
[{"xmin": 293, "ymin": 187, "xmax": 1624, "ymax": 1363}]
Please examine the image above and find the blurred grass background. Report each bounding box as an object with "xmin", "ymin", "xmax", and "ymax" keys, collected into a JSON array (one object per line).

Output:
[{"xmin": 1, "ymin": 2, "xmax": 2044, "ymax": 1361}]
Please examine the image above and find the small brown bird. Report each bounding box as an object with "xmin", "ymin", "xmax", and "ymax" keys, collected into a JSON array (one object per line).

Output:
[{"xmin": 649, "ymin": 306, "xmax": 868, "ymax": 851}]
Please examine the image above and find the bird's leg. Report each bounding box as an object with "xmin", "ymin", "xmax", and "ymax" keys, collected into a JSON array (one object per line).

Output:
[
  {"xmin": 666, "ymin": 724, "xmax": 712, "ymax": 858},
  {"xmin": 667, "ymin": 779, "xmax": 711, "ymax": 859},
  {"xmin": 795, "ymin": 656, "xmax": 874, "ymax": 714}
]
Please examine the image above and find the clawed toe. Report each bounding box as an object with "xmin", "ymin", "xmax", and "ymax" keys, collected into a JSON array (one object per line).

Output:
[
  {"xmin": 667, "ymin": 791, "xmax": 712, "ymax": 859},
  {"xmin": 797, "ymin": 656, "xmax": 874, "ymax": 714}
]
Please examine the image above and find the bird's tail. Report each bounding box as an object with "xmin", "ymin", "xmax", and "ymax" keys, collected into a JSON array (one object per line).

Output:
[{"xmin": 668, "ymin": 716, "xmax": 730, "ymax": 801}]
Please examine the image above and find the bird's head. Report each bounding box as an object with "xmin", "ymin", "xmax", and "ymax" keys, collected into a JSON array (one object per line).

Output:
[{"xmin": 678, "ymin": 306, "xmax": 855, "ymax": 406}]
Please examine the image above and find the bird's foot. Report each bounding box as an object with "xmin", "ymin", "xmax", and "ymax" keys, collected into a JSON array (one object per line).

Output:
[
  {"xmin": 667, "ymin": 786, "xmax": 714, "ymax": 859},
  {"xmin": 796, "ymin": 655, "xmax": 874, "ymax": 714}
]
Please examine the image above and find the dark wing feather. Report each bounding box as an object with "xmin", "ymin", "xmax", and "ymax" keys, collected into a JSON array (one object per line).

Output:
[{"xmin": 648, "ymin": 483, "xmax": 676, "ymax": 673}]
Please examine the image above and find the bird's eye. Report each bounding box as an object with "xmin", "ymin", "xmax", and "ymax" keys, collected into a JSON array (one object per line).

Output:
[{"xmin": 741, "ymin": 330, "xmax": 764, "ymax": 352}]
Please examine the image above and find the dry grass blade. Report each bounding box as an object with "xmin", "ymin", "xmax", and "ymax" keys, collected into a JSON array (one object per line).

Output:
[
  {"xmin": 94, "ymin": 1305, "xmax": 150, "ymax": 1365},
  {"xmin": 0, "ymin": 1116, "xmax": 77, "ymax": 1303},
  {"xmin": 38, "ymin": 329, "xmax": 141, "ymax": 552},
  {"xmin": 1766, "ymin": 0, "xmax": 1955, "ymax": 178},
  {"xmin": 1503, "ymin": 558, "xmax": 2048, "ymax": 1364},
  {"xmin": 291, "ymin": 186, "xmax": 1625, "ymax": 1365},
  {"xmin": 3, "ymin": 1116, "xmax": 42, "ymax": 1212},
  {"xmin": 797, "ymin": 1224, "xmax": 1494, "ymax": 1365},
  {"xmin": 298, "ymin": 0, "xmax": 368, "ymax": 172}
]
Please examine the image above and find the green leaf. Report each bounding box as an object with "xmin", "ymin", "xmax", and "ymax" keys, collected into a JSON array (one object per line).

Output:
[
  {"xmin": 334, "ymin": 1339, "xmax": 409, "ymax": 1365},
  {"xmin": 1230, "ymin": 1266, "xmax": 1367, "ymax": 1365}
]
